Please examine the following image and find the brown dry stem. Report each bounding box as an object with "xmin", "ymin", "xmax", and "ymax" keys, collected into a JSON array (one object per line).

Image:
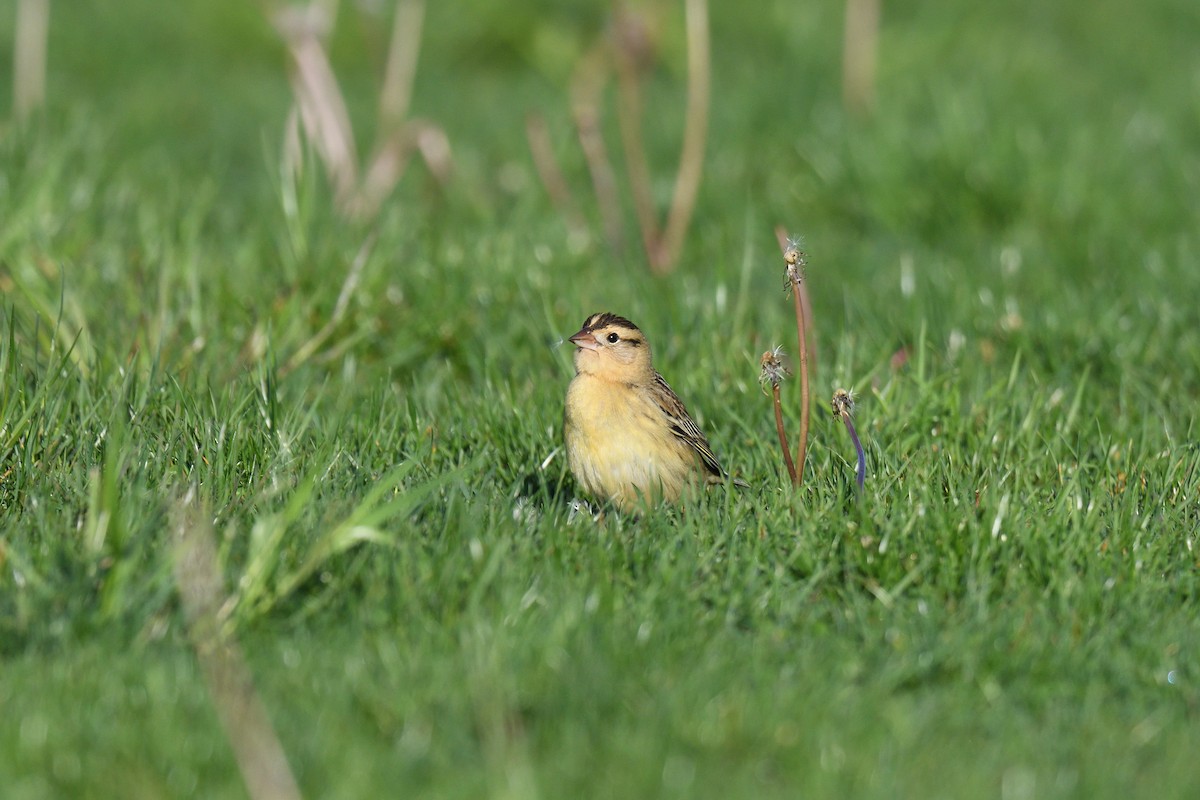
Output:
[
  {"xmin": 273, "ymin": 0, "xmax": 448, "ymax": 220},
  {"xmin": 790, "ymin": 274, "xmax": 811, "ymax": 488},
  {"xmin": 525, "ymin": 112, "xmax": 589, "ymax": 240},
  {"xmin": 842, "ymin": 0, "xmax": 881, "ymax": 117},
  {"xmin": 655, "ymin": 0, "xmax": 710, "ymax": 273},
  {"xmin": 14, "ymin": 0, "xmax": 49, "ymax": 121},
  {"xmin": 775, "ymin": 224, "xmax": 818, "ymax": 374},
  {"xmin": 780, "ymin": 234, "xmax": 814, "ymax": 489},
  {"xmin": 761, "ymin": 349, "xmax": 797, "ymax": 486},
  {"xmin": 571, "ymin": 43, "xmax": 626, "ymax": 252},
  {"xmin": 172, "ymin": 489, "xmax": 302, "ymax": 800},
  {"xmin": 773, "ymin": 383, "xmax": 798, "ymax": 486}
]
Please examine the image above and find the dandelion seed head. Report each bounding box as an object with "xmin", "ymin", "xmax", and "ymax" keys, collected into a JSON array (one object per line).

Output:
[
  {"xmin": 784, "ymin": 246, "xmax": 807, "ymax": 285},
  {"xmin": 759, "ymin": 347, "xmax": 790, "ymax": 389},
  {"xmin": 783, "ymin": 238, "xmax": 807, "ymax": 284},
  {"xmin": 784, "ymin": 238, "xmax": 806, "ymax": 263},
  {"xmin": 832, "ymin": 388, "xmax": 856, "ymax": 419}
]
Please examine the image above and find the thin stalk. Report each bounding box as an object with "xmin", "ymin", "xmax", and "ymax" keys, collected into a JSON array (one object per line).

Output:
[
  {"xmin": 377, "ymin": 0, "xmax": 425, "ymax": 137},
  {"xmin": 775, "ymin": 225, "xmax": 818, "ymax": 374},
  {"xmin": 571, "ymin": 45, "xmax": 625, "ymax": 252},
  {"xmin": 772, "ymin": 383, "xmax": 798, "ymax": 486},
  {"xmin": 172, "ymin": 488, "xmax": 303, "ymax": 800},
  {"xmin": 785, "ymin": 244, "xmax": 811, "ymax": 489},
  {"xmin": 842, "ymin": 0, "xmax": 881, "ymax": 117},
  {"xmin": 656, "ymin": 0, "xmax": 710, "ymax": 273},
  {"xmin": 760, "ymin": 347, "xmax": 796, "ymax": 487},
  {"xmin": 833, "ymin": 389, "xmax": 865, "ymax": 493},
  {"xmin": 844, "ymin": 415, "xmax": 865, "ymax": 491},
  {"xmin": 525, "ymin": 112, "xmax": 588, "ymax": 240},
  {"xmin": 14, "ymin": 0, "xmax": 49, "ymax": 121},
  {"xmin": 612, "ymin": 13, "xmax": 659, "ymax": 264}
]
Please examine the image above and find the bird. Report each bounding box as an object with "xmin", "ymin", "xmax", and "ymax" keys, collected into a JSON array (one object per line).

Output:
[{"xmin": 563, "ymin": 311, "xmax": 740, "ymax": 512}]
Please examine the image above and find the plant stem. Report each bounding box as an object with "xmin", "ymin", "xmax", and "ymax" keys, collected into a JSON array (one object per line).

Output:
[
  {"xmin": 832, "ymin": 389, "xmax": 865, "ymax": 494},
  {"xmin": 842, "ymin": 0, "xmax": 881, "ymax": 117},
  {"xmin": 571, "ymin": 47, "xmax": 625, "ymax": 252},
  {"xmin": 775, "ymin": 225, "xmax": 818, "ymax": 374},
  {"xmin": 525, "ymin": 112, "xmax": 588, "ymax": 240},
  {"xmin": 791, "ymin": 282, "xmax": 810, "ymax": 487},
  {"xmin": 656, "ymin": 0, "xmax": 710, "ymax": 273},
  {"xmin": 14, "ymin": 0, "xmax": 49, "ymax": 121},
  {"xmin": 772, "ymin": 383, "xmax": 798, "ymax": 486},
  {"xmin": 612, "ymin": 26, "xmax": 658, "ymax": 262},
  {"xmin": 843, "ymin": 414, "xmax": 865, "ymax": 492}
]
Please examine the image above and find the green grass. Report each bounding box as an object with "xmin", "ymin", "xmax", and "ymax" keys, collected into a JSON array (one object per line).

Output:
[{"xmin": 2, "ymin": 0, "xmax": 1199, "ymax": 797}]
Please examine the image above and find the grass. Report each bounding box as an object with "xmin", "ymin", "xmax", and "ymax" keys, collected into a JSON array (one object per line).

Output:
[{"xmin": 2, "ymin": 0, "xmax": 1199, "ymax": 797}]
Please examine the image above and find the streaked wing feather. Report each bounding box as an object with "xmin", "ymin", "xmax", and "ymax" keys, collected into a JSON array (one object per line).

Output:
[{"xmin": 652, "ymin": 372, "xmax": 724, "ymax": 478}]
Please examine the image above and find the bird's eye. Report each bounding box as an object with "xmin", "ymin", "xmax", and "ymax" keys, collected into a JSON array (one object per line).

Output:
[{"xmin": 606, "ymin": 332, "xmax": 620, "ymax": 343}]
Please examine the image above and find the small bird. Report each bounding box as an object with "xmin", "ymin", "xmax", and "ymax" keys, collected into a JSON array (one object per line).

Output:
[{"xmin": 563, "ymin": 312, "xmax": 738, "ymax": 512}]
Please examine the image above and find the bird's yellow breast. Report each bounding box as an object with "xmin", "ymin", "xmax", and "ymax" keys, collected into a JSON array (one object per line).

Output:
[{"xmin": 563, "ymin": 374, "xmax": 699, "ymax": 511}]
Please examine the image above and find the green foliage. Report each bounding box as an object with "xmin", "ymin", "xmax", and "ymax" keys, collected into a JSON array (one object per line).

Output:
[{"xmin": 2, "ymin": 0, "xmax": 1199, "ymax": 797}]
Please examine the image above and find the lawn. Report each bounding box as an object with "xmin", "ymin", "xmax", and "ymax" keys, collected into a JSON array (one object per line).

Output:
[{"xmin": 2, "ymin": 0, "xmax": 1199, "ymax": 797}]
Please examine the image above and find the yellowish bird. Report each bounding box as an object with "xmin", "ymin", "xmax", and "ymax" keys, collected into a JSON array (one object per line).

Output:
[{"xmin": 563, "ymin": 312, "xmax": 739, "ymax": 512}]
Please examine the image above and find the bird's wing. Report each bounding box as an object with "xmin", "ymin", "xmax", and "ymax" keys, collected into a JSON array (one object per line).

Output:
[{"xmin": 652, "ymin": 372, "xmax": 725, "ymax": 479}]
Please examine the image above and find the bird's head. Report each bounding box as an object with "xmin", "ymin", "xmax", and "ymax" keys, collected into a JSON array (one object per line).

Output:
[{"xmin": 569, "ymin": 312, "xmax": 653, "ymax": 381}]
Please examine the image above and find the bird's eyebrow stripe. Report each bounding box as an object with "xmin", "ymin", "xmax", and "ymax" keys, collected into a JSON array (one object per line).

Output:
[{"xmin": 584, "ymin": 312, "xmax": 641, "ymax": 332}]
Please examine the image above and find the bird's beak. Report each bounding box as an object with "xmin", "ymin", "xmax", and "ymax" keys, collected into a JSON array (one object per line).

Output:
[{"xmin": 569, "ymin": 328, "xmax": 599, "ymax": 350}]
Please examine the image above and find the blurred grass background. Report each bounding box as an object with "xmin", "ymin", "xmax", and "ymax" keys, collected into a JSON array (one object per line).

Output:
[{"xmin": 1, "ymin": 0, "xmax": 1199, "ymax": 797}]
